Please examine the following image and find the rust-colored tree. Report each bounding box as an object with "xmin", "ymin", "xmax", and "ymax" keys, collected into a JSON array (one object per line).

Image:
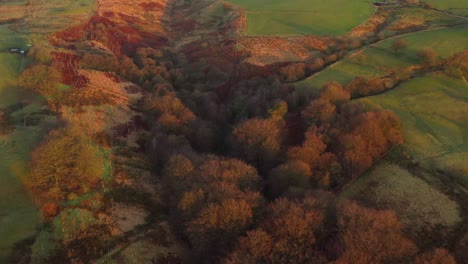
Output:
[
  {"xmin": 340, "ymin": 110, "xmax": 403, "ymax": 177},
  {"xmin": 302, "ymin": 98, "xmax": 336, "ymax": 126},
  {"xmin": 232, "ymin": 118, "xmax": 284, "ymax": 167},
  {"xmin": 418, "ymin": 47, "xmax": 437, "ymax": 66},
  {"xmin": 225, "ymin": 197, "xmax": 327, "ymax": 264},
  {"xmin": 163, "ymin": 155, "xmax": 263, "ymax": 260},
  {"xmin": 30, "ymin": 128, "xmax": 104, "ymax": 200},
  {"xmin": 413, "ymin": 248, "xmax": 456, "ymax": 264},
  {"xmin": 320, "ymin": 82, "xmax": 350, "ymax": 106},
  {"xmin": 391, "ymin": 38, "xmax": 407, "ymax": 53},
  {"xmin": 334, "ymin": 201, "xmax": 417, "ymax": 263},
  {"xmin": 187, "ymin": 199, "xmax": 254, "ymax": 257},
  {"xmin": 19, "ymin": 65, "xmax": 61, "ymax": 97}
]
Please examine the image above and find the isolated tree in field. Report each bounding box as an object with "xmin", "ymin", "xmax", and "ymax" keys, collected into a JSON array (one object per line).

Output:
[
  {"xmin": 19, "ymin": 65, "xmax": 61, "ymax": 96},
  {"xmin": 392, "ymin": 38, "xmax": 407, "ymax": 53},
  {"xmin": 418, "ymin": 47, "xmax": 437, "ymax": 65}
]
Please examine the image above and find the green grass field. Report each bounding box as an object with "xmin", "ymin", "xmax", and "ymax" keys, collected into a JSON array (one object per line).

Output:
[
  {"xmin": 0, "ymin": 25, "xmax": 28, "ymax": 51},
  {"xmin": 298, "ymin": 24, "xmax": 468, "ymax": 89},
  {"xmin": 296, "ymin": 23, "xmax": 468, "ymax": 185},
  {"xmin": 0, "ymin": 1, "xmax": 99, "ymax": 260},
  {"xmin": 227, "ymin": 0, "xmax": 375, "ymax": 35},
  {"xmin": 0, "ymin": 1, "xmax": 79, "ymax": 257},
  {"xmin": 0, "ymin": 53, "xmax": 42, "ymax": 261},
  {"xmin": 426, "ymin": 0, "xmax": 468, "ymax": 16},
  {"xmin": 341, "ymin": 163, "xmax": 462, "ymax": 229},
  {"xmin": 360, "ymin": 75, "xmax": 468, "ymax": 185}
]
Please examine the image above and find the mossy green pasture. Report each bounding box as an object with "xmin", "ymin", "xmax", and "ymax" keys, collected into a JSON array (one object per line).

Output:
[
  {"xmin": 426, "ymin": 0, "xmax": 468, "ymax": 16},
  {"xmin": 298, "ymin": 24, "xmax": 468, "ymax": 89},
  {"xmin": 227, "ymin": 0, "xmax": 375, "ymax": 35},
  {"xmin": 360, "ymin": 75, "xmax": 468, "ymax": 185}
]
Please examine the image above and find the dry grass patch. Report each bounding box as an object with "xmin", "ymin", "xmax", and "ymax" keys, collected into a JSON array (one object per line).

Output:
[
  {"xmin": 0, "ymin": 5, "xmax": 26, "ymax": 23},
  {"xmin": 342, "ymin": 163, "xmax": 461, "ymax": 230}
]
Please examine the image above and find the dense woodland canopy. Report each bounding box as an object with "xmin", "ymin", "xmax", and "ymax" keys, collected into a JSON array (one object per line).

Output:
[
  {"xmin": 6, "ymin": 0, "xmax": 468, "ymax": 263},
  {"xmin": 18, "ymin": 42, "xmax": 457, "ymax": 263}
]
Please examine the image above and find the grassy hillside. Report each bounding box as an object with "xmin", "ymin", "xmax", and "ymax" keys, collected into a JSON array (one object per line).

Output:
[
  {"xmin": 341, "ymin": 163, "xmax": 462, "ymax": 230},
  {"xmin": 426, "ymin": 0, "xmax": 468, "ymax": 16},
  {"xmin": 227, "ymin": 0, "xmax": 375, "ymax": 35},
  {"xmin": 0, "ymin": 53, "xmax": 43, "ymax": 261},
  {"xmin": 298, "ymin": 24, "xmax": 468, "ymax": 88},
  {"xmin": 360, "ymin": 76, "xmax": 468, "ymax": 185},
  {"xmin": 0, "ymin": 0, "xmax": 95, "ymax": 260}
]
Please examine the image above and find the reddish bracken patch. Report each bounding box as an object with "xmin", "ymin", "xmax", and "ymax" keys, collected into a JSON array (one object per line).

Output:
[
  {"xmin": 102, "ymin": 11, "xmax": 115, "ymax": 17},
  {"xmin": 52, "ymin": 14, "xmax": 168, "ymax": 57},
  {"xmin": 42, "ymin": 202, "xmax": 60, "ymax": 218},
  {"xmin": 139, "ymin": 2, "xmax": 163, "ymax": 11},
  {"xmin": 104, "ymin": 72, "xmax": 126, "ymax": 83},
  {"xmin": 119, "ymin": 13, "xmax": 140, "ymax": 24},
  {"xmin": 50, "ymin": 24, "xmax": 86, "ymax": 46},
  {"xmin": 52, "ymin": 52, "xmax": 89, "ymax": 88}
]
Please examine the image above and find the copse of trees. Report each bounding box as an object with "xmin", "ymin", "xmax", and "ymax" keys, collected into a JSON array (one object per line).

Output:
[
  {"xmin": 418, "ymin": 47, "xmax": 437, "ymax": 66},
  {"xmin": 232, "ymin": 117, "xmax": 285, "ymax": 170},
  {"xmin": 320, "ymin": 81, "xmax": 351, "ymax": 105},
  {"xmin": 268, "ymin": 124, "xmax": 343, "ymax": 197},
  {"xmin": 225, "ymin": 196, "xmax": 328, "ymax": 264},
  {"xmin": 334, "ymin": 201, "xmax": 417, "ymax": 263},
  {"xmin": 30, "ymin": 128, "xmax": 105, "ymax": 201},
  {"xmin": 345, "ymin": 76, "xmax": 394, "ymax": 98},
  {"xmin": 279, "ymin": 63, "xmax": 306, "ymax": 82},
  {"xmin": 444, "ymin": 50, "xmax": 468, "ymax": 80},
  {"xmin": 162, "ymin": 155, "xmax": 264, "ymax": 261},
  {"xmin": 146, "ymin": 94, "xmax": 196, "ymax": 133},
  {"xmin": 27, "ymin": 44, "xmax": 53, "ymax": 64},
  {"xmin": 339, "ymin": 109, "xmax": 403, "ymax": 177},
  {"xmin": 19, "ymin": 65, "xmax": 62, "ymax": 97}
]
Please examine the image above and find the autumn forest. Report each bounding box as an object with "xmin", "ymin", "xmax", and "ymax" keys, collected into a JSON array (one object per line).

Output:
[{"xmin": 0, "ymin": 0, "xmax": 467, "ymax": 263}]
